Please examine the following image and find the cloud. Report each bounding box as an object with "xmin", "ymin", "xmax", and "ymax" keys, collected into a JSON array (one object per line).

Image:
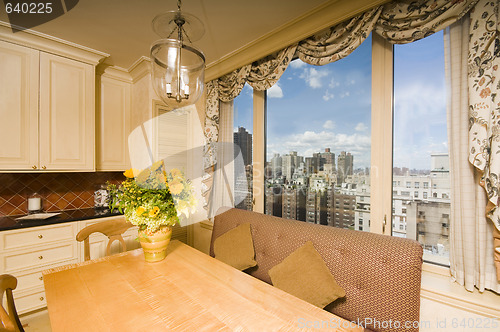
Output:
[
  {"xmin": 328, "ymin": 78, "xmax": 340, "ymax": 89},
  {"xmin": 323, "ymin": 90, "xmax": 334, "ymax": 101},
  {"xmin": 355, "ymin": 123, "xmax": 368, "ymax": 132},
  {"xmin": 323, "ymin": 120, "xmax": 335, "ymax": 129},
  {"xmin": 267, "ymin": 83, "xmax": 283, "ymax": 98},
  {"xmin": 289, "ymin": 59, "xmax": 306, "ymax": 69},
  {"xmin": 300, "ymin": 67, "xmax": 329, "ymax": 89},
  {"xmin": 340, "ymin": 91, "xmax": 350, "ymax": 98}
]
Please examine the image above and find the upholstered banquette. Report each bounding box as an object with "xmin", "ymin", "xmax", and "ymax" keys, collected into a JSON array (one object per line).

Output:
[{"xmin": 210, "ymin": 207, "xmax": 423, "ymax": 332}]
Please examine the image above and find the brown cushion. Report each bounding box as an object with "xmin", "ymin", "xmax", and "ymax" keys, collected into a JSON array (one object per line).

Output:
[
  {"xmin": 268, "ymin": 241, "xmax": 345, "ymax": 308},
  {"xmin": 214, "ymin": 223, "xmax": 257, "ymax": 270}
]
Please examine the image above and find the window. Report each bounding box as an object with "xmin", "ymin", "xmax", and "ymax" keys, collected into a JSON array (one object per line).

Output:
[
  {"xmin": 234, "ymin": 84, "xmax": 254, "ymax": 211},
  {"xmin": 243, "ymin": 28, "xmax": 453, "ymax": 269},
  {"xmin": 392, "ymin": 31, "xmax": 450, "ymax": 266},
  {"xmin": 265, "ymin": 35, "xmax": 372, "ymax": 231}
]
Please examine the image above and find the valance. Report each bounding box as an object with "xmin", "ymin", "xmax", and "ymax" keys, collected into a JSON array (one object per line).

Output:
[
  {"xmin": 375, "ymin": 0, "xmax": 478, "ymax": 44},
  {"xmin": 296, "ymin": 7, "xmax": 381, "ymax": 66}
]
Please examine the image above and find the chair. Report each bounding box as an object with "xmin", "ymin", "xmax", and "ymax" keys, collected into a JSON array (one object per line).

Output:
[
  {"xmin": 0, "ymin": 274, "xmax": 24, "ymax": 332},
  {"xmin": 76, "ymin": 218, "xmax": 133, "ymax": 261}
]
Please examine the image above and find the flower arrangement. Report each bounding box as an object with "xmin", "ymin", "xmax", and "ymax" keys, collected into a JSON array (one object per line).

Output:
[{"xmin": 108, "ymin": 160, "xmax": 197, "ymax": 232}]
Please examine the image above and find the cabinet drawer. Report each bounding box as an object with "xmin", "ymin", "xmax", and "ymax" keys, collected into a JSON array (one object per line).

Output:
[
  {"xmin": 13, "ymin": 289, "xmax": 47, "ymax": 315},
  {"xmin": 12, "ymin": 258, "xmax": 79, "ymax": 292},
  {"xmin": 3, "ymin": 243, "xmax": 77, "ymax": 272},
  {"xmin": 2, "ymin": 223, "xmax": 75, "ymax": 250}
]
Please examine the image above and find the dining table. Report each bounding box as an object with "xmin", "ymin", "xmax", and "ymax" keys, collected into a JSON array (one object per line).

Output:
[{"xmin": 43, "ymin": 240, "xmax": 363, "ymax": 331}]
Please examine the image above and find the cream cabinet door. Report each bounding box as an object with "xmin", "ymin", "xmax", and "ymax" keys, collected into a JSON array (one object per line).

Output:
[
  {"xmin": 0, "ymin": 41, "xmax": 39, "ymax": 170},
  {"xmin": 39, "ymin": 53, "xmax": 95, "ymax": 170},
  {"xmin": 97, "ymin": 76, "xmax": 131, "ymax": 171}
]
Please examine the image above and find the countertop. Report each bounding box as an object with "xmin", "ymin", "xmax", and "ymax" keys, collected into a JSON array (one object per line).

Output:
[{"xmin": 0, "ymin": 208, "xmax": 122, "ymax": 231}]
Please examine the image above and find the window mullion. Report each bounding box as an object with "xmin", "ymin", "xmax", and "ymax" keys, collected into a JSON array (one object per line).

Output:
[
  {"xmin": 370, "ymin": 33, "xmax": 394, "ymax": 235},
  {"xmin": 253, "ymin": 89, "xmax": 266, "ymax": 213}
]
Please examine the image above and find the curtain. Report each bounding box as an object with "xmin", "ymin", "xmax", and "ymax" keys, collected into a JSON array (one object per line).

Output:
[
  {"xmin": 375, "ymin": 0, "xmax": 479, "ymax": 44},
  {"xmin": 206, "ymin": 101, "xmax": 235, "ymax": 218},
  {"xmin": 446, "ymin": 15, "xmax": 500, "ymax": 293},
  {"xmin": 467, "ymin": 0, "xmax": 500, "ymax": 281},
  {"xmin": 296, "ymin": 7, "xmax": 382, "ymax": 65}
]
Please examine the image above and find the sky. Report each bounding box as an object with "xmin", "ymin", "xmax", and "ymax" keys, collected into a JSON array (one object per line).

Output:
[{"xmin": 233, "ymin": 31, "xmax": 448, "ymax": 170}]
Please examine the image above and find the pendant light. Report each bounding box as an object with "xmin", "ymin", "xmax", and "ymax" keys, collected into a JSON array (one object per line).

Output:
[{"xmin": 150, "ymin": 0, "xmax": 205, "ymax": 109}]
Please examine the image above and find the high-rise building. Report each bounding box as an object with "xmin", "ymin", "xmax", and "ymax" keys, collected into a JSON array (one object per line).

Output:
[
  {"xmin": 306, "ymin": 189, "xmax": 328, "ymax": 225},
  {"xmin": 265, "ymin": 185, "xmax": 283, "ymax": 217},
  {"xmin": 234, "ymin": 127, "xmax": 252, "ymax": 166},
  {"xmin": 282, "ymin": 151, "xmax": 303, "ymax": 181},
  {"xmin": 337, "ymin": 151, "xmax": 353, "ymax": 184},
  {"xmin": 282, "ymin": 185, "xmax": 306, "ymax": 221},
  {"xmin": 271, "ymin": 153, "xmax": 282, "ymax": 179},
  {"xmin": 320, "ymin": 148, "xmax": 335, "ymax": 170}
]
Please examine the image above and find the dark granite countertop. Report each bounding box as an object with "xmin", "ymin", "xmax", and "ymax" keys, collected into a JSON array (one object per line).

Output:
[{"xmin": 0, "ymin": 208, "xmax": 122, "ymax": 231}]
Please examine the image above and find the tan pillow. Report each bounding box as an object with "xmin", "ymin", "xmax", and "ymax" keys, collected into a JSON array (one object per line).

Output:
[
  {"xmin": 268, "ymin": 241, "xmax": 345, "ymax": 308},
  {"xmin": 214, "ymin": 223, "xmax": 257, "ymax": 271}
]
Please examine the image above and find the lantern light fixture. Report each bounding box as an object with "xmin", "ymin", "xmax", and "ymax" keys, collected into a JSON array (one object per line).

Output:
[{"xmin": 150, "ymin": 0, "xmax": 205, "ymax": 108}]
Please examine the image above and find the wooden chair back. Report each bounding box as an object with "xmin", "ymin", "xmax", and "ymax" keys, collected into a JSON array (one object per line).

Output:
[
  {"xmin": 76, "ymin": 218, "xmax": 133, "ymax": 261},
  {"xmin": 0, "ymin": 274, "xmax": 24, "ymax": 332}
]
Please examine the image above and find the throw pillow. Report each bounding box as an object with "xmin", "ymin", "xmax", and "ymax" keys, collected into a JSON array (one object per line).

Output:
[
  {"xmin": 214, "ymin": 223, "xmax": 257, "ymax": 271},
  {"xmin": 268, "ymin": 241, "xmax": 345, "ymax": 308}
]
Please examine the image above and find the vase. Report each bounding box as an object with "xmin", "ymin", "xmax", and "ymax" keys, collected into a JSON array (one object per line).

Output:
[{"xmin": 138, "ymin": 226, "xmax": 172, "ymax": 262}]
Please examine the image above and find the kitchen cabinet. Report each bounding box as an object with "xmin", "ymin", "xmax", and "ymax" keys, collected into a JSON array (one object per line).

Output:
[
  {"xmin": 0, "ymin": 41, "xmax": 95, "ymax": 171},
  {"xmin": 0, "ymin": 222, "xmax": 79, "ymax": 314},
  {"xmin": 0, "ymin": 40, "xmax": 39, "ymax": 169},
  {"xmin": 96, "ymin": 75, "xmax": 131, "ymax": 171},
  {"xmin": 39, "ymin": 52, "xmax": 95, "ymax": 170}
]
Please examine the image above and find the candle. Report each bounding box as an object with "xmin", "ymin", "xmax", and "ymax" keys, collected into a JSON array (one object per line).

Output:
[
  {"xmin": 184, "ymin": 85, "xmax": 189, "ymax": 95},
  {"xmin": 28, "ymin": 197, "xmax": 41, "ymax": 212},
  {"xmin": 166, "ymin": 83, "xmax": 172, "ymax": 94}
]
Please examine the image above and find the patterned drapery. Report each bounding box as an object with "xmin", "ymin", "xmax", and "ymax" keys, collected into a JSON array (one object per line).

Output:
[
  {"xmin": 296, "ymin": 7, "xmax": 382, "ymax": 66},
  {"xmin": 375, "ymin": 0, "xmax": 479, "ymax": 44},
  {"xmin": 201, "ymin": 47, "xmax": 296, "ymax": 212},
  {"xmin": 467, "ymin": 0, "xmax": 500, "ymax": 278}
]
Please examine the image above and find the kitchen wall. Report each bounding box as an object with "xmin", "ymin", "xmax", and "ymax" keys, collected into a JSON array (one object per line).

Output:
[{"xmin": 0, "ymin": 172, "xmax": 124, "ymax": 216}]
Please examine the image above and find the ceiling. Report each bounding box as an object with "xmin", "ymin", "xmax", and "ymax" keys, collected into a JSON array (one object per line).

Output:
[{"xmin": 0, "ymin": 0, "xmax": 333, "ymax": 70}]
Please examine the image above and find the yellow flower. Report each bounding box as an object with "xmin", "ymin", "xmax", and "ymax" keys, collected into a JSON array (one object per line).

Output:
[
  {"xmin": 149, "ymin": 206, "xmax": 160, "ymax": 217},
  {"xmin": 169, "ymin": 181, "xmax": 184, "ymax": 195},
  {"xmin": 124, "ymin": 168, "xmax": 140, "ymax": 178},
  {"xmin": 170, "ymin": 168, "xmax": 182, "ymax": 178},
  {"xmin": 135, "ymin": 206, "xmax": 146, "ymax": 216}
]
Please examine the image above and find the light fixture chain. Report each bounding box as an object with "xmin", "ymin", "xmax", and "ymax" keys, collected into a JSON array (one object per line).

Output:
[{"xmin": 177, "ymin": 0, "xmax": 181, "ymax": 11}]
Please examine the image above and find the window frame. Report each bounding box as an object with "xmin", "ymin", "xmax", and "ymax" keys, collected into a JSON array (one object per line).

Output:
[{"xmin": 247, "ymin": 32, "xmax": 449, "ymax": 271}]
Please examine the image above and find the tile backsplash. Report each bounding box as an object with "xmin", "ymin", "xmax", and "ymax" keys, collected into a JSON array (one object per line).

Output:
[{"xmin": 0, "ymin": 172, "xmax": 125, "ymax": 216}]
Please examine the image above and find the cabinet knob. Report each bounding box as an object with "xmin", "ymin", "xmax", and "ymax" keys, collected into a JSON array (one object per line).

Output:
[
  {"xmin": 32, "ymin": 165, "xmax": 37, "ymax": 169},
  {"xmin": 38, "ymin": 234, "xmax": 43, "ymax": 239},
  {"xmin": 38, "ymin": 255, "xmax": 43, "ymax": 260},
  {"xmin": 39, "ymin": 296, "xmax": 44, "ymax": 301},
  {"xmin": 42, "ymin": 166, "xmax": 47, "ymax": 170},
  {"xmin": 39, "ymin": 276, "xmax": 43, "ymax": 281}
]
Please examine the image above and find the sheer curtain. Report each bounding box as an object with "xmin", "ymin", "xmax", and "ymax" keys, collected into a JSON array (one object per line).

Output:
[
  {"xmin": 445, "ymin": 15, "xmax": 500, "ymax": 293},
  {"xmin": 207, "ymin": 101, "xmax": 235, "ymax": 218}
]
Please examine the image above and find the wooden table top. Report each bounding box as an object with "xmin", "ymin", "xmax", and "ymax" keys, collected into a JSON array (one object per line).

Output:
[{"xmin": 43, "ymin": 240, "xmax": 362, "ymax": 331}]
